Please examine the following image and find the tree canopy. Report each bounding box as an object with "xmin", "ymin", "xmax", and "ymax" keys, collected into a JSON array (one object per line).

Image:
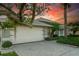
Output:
[{"xmin": 0, "ymin": 3, "xmax": 49, "ymax": 25}]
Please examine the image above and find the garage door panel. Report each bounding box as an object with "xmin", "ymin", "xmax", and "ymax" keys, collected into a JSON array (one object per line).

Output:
[{"xmin": 14, "ymin": 26, "xmax": 44, "ymax": 44}]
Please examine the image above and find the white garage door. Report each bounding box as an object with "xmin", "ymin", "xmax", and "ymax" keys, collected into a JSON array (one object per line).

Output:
[{"xmin": 14, "ymin": 26, "xmax": 44, "ymax": 44}]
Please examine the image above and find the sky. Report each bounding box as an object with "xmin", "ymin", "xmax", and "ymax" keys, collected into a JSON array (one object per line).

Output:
[{"xmin": 40, "ymin": 3, "xmax": 79, "ymax": 24}]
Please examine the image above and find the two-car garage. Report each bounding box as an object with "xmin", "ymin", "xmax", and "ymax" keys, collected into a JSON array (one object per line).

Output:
[{"xmin": 12, "ymin": 26, "xmax": 44, "ymax": 44}]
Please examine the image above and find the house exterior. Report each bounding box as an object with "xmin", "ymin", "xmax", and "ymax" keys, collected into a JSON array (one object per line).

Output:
[
  {"xmin": 54, "ymin": 25, "xmax": 79, "ymax": 36},
  {"xmin": 0, "ymin": 16, "xmax": 52, "ymax": 44},
  {"xmin": 1, "ymin": 15, "xmax": 78, "ymax": 45}
]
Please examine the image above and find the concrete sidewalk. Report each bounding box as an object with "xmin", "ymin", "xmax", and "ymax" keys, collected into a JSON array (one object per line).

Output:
[{"xmin": 12, "ymin": 41, "xmax": 79, "ymax": 56}]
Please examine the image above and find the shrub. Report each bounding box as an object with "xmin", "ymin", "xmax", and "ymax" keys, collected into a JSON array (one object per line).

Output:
[
  {"xmin": 2, "ymin": 41, "xmax": 12, "ymax": 48},
  {"xmin": 53, "ymin": 34, "xmax": 58, "ymax": 37},
  {"xmin": 45, "ymin": 37, "xmax": 52, "ymax": 41},
  {"xmin": 57, "ymin": 36, "xmax": 79, "ymax": 46},
  {"xmin": 68, "ymin": 34, "xmax": 79, "ymax": 37},
  {"xmin": 45, "ymin": 35, "xmax": 59, "ymax": 40}
]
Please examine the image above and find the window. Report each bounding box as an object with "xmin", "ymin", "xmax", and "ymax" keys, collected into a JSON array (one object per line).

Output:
[{"xmin": 59, "ymin": 30, "xmax": 64, "ymax": 36}]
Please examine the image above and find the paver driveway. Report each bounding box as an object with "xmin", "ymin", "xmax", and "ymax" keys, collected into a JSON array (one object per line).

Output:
[{"xmin": 12, "ymin": 40, "xmax": 79, "ymax": 56}]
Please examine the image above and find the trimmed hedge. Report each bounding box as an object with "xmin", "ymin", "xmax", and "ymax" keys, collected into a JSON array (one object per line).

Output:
[
  {"xmin": 2, "ymin": 41, "xmax": 12, "ymax": 48},
  {"xmin": 68, "ymin": 35, "xmax": 79, "ymax": 37},
  {"xmin": 57, "ymin": 36, "xmax": 79, "ymax": 46}
]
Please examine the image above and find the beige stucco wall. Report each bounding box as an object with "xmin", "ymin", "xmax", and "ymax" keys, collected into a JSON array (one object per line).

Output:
[
  {"xmin": 0, "ymin": 26, "xmax": 49, "ymax": 44},
  {"xmin": 0, "ymin": 28, "xmax": 15, "ymax": 43}
]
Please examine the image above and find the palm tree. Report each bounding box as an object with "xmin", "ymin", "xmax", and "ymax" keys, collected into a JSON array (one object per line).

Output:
[{"xmin": 61, "ymin": 3, "xmax": 71, "ymax": 37}]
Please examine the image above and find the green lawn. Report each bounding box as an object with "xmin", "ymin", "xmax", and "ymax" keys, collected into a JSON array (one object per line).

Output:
[{"xmin": 0, "ymin": 51, "xmax": 18, "ymax": 56}]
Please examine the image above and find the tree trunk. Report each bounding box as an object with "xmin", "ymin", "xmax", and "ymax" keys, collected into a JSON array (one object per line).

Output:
[
  {"xmin": 64, "ymin": 4, "xmax": 68, "ymax": 37},
  {"xmin": 19, "ymin": 3, "xmax": 26, "ymax": 22},
  {"xmin": 0, "ymin": 4, "xmax": 18, "ymax": 17},
  {"xmin": 30, "ymin": 3, "xmax": 36, "ymax": 24}
]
